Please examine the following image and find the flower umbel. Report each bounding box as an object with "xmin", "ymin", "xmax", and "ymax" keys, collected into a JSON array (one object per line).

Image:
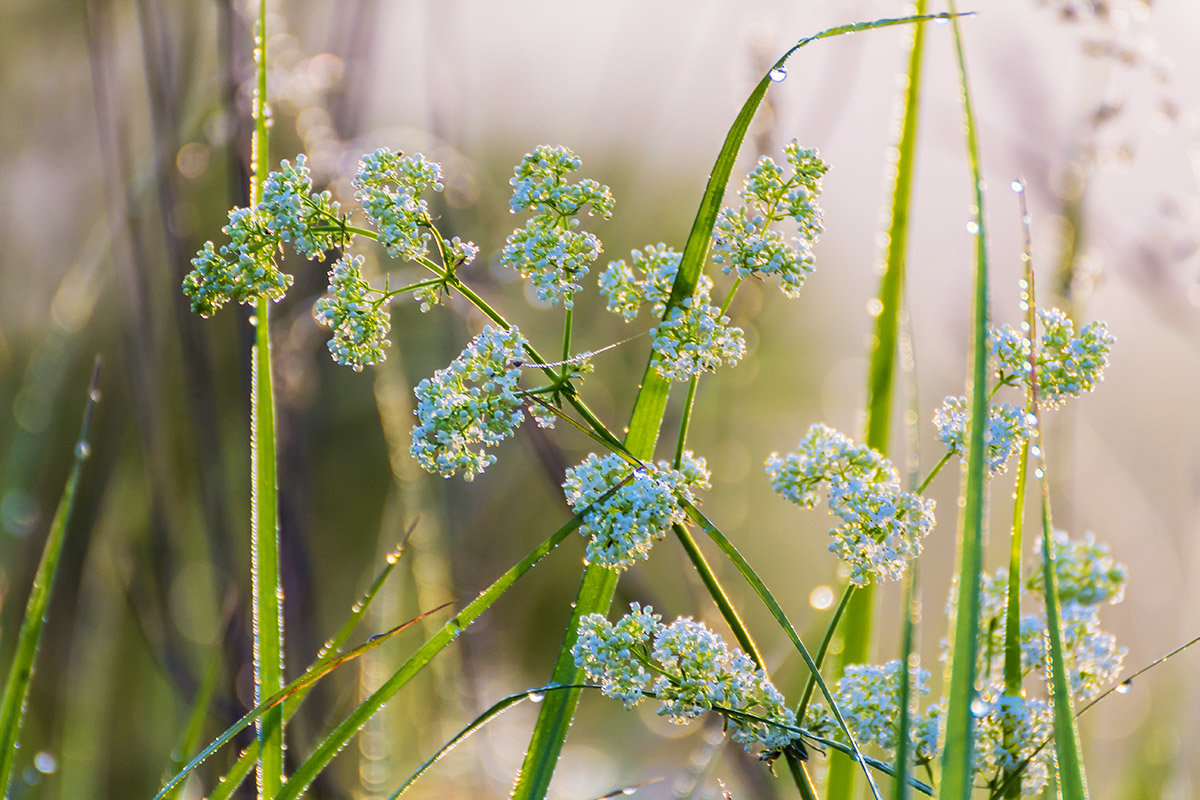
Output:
[
  {"xmin": 765, "ymin": 424, "xmax": 935, "ymax": 585},
  {"xmin": 354, "ymin": 148, "xmax": 443, "ymax": 261},
  {"xmin": 410, "ymin": 326, "xmax": 529, "ymax": 480},
  {"xmin": 500, "ymin": 145, "xmax": 614, "ymax": 308},
  {"xmin": 573, "ymin": 606, "xmax": 799, "ymax": 752},
  {"xmin": 312, "ymin": 254, "xmax": 390, "ymax": 371},
  {"xmin": 562, "ymin": 451, "xmax": 711, "ymax": 570},
  {"xmin": 990, "ymin": 308, "xmax": 1114, "ymax": 408},
  {"xmin": 934, "ymin": 396, "xmax": 1031, "ymax": 476}
]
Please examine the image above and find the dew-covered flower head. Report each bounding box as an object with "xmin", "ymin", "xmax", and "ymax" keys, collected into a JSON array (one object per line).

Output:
[
  {"xmin": 410, "ymin": 326, "xmax": 528, "ymax": 481},
  {"xmin": 803, "ymin": 659, "xmax": 930, "ymax": 755},
  {"xmin": 765, "ymin": 424, "xmax": 935, "ymax": 585},
  {"xmin": 563, "ymin": 451, "xmax": 711, "ymax": 570},
  {"xmin": 183, "ymin": 207, "xmax": 293, "ymax": 317},
  {"xmin": 500, "ymin": 145, "xmax": 614, "ymax": 308},
  {"xmin": 573, "ymin": 606, "xmax": 799, "ymax": 752},
  {"xmin": 312, "ymin": 254, "xmax": 391, "ymax": 371},
  {"xmin": 354, "ymin": 148, "xmax": 443, "ymax": 261},
  {"xmin": 260, "ymin": 154, "xmax": 344, "ymax": 259},
  {"xmin": 712, "ymin": 140, "xmax": 828, "ymax": 297},
  {"xmin": 990, "ymin": 308, "xmax": 1114, "ymax": 409},
  {"xmin": 933, "ymin": 397, "xmax": 1031, "ymax": 476}
]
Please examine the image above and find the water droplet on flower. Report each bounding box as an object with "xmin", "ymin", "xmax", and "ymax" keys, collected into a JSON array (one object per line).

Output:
[
  {"xmin": 966, "ymin": 220, "xmax": 980, "ymax": 235},
  {"xmin": 75, "ymin": 442, "xmax": 91, "ymax": 460},
  {"xmin": 528, "ymin": 691, "xmax": 545, "ymax": 703},
  {"xmin": 1011, "ymin": 180, "xmax": 1025, "ymax": 194},
  {"xmin": 768, "ymin": 65, "xmax": 788, "ymax": 83},
  {"xmin": 970, "ymin": 697, "xmax": 991, "ymax": 718},
  {"xmin": 1116, "ymin": 678, "xmax": 1133, "ymax": 694}
]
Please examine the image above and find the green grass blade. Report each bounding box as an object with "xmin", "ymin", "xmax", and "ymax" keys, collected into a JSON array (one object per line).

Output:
[
  {"xmin": 153, "ymin": 605, "xmax": 446, "ymax": 800},
  {"xmin": 0, "ymin": 358, "xmax": 101, "ymax": 797},
  {"xmin": 891, "ymin": 565, "xmax": 919, "ymax": 800},
  {"xmin": 391, "ymin": 684, "xmax": 581, "ymax": 798},
  {"xmin": 246, "ymin": 0, "xmax": 285, "ymax": 795},
  {"xmin": 828, "ymin": 10, "xmax": 928, "ymax": 798},
  {"xmin": 206, "ymin": 537, "xmax": 411, "ymax": 800},
  {"xmin": 160, "ymin": 651, "xmax": 222, "ymax": 800},
  {"xmin": 279, "ymin": 510, "xmax": 591, "ymax": 800},
  {"xmin": 939, "ymin": 5, "xmax": 991, "ymax": 798},
  {"xmin": 511, "ymin": 17, "xmax": 957, "ymax": 800},
  {"xmin": 684, "ymin": 502, "xmax": 882, "ymax": 800},
  {"xmin": 1037, "ymin": 491, "xmax": 1089, "ymax": 799}
]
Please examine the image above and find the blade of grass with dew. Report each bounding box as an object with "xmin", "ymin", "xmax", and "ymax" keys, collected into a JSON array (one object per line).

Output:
[
  {"xmin": 0, "ymin": 358, "xmax": 101, "ymax": 797},
  {"xmin": 278, "ymin": 498, "xmax": 618, "ymax": 800},
  {"xmin": 206, "ymin": 536, "xmax": 412, "ymax": 800},
  {"xmin": 160, "ymin": 650, "xmax": 222, "ymax": 800},
  {"xmin": 245, "ymin": 0, "xmax": 285, "ymax": 794},
  {"xmin": 153, "ymin": 604, "xmax": 445, "ymax": 800},
  {"xmin": 939, "ymin": 4, "xmax": 992, "ymax": 797},
  {"xmin": 392, "ymin": 684, "xmax": 583, "ymax": 798},
  {"xmin": 684, "ymin": 502, "xmax": 884, "ymax": 800},
  {"xmin": 830, "ymin": 5, "xmax": 929, "ymax": 797},
  {"xmin": 510, "ymin": 16, "xmax": 962, "ymax": 799}
]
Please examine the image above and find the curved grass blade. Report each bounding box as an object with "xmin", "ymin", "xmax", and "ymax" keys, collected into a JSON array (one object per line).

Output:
[
  {"xmin": 277, "ymin": 498, "xmax": 617, "ymax": 800},
  {"xmin": 0, "ymin": 357, "xmax": 101, "ymax": 797},
  {"xmin": 830, "ymin": 7, "xmax": 930, "ymax": 797},
  {"xmin": 684, "ymin": 502, "xmax": 882, "ymax": 800},
  {"xmin": 512, "ymin": 15, "xmax": 962, "ymax": 800},
  {"xmin": 391, "ymin": 683, "xmax": 584, "ymax": 798},
  {"xmin": 153, "ymin": 604, "xmax": 448, "ymax": 800},
  {"xmin": 939, "ymin": 5, "xmax": 992, "ymax": 798},
  {"xmin": 206, "ymin": 534, "xmax": 413, "ymax": 800}
]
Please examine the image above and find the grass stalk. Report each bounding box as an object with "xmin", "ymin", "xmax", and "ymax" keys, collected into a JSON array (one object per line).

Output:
[
  {"xmin": 0, "ymin": 358, "xmax": 101, "ymax": 798},
  {"xmin": 939, "ymin": 3, "xmax": 991, "ymax": 797}
]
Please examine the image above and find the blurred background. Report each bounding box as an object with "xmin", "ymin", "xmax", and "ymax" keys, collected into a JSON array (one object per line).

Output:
[{"xmin": 2, "ymin": 0, "xmax": 1199, "ymax": 797}]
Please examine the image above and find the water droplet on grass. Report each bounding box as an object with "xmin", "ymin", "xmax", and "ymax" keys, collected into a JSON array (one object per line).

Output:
[
  {"xmin": 1011, "ymin": 180, "xmax": 1025, "ymax": 194},
  {"xmin": 75, "ymin": 442, "xmax": 91, "ymax": 460},
  {"xmin": 966, "ymin": 220, "xmax": 980, "ymax": 235},
  {"xmin": 1116, "ymin": 678, "xmax": 1133, "ymax": 694},
  {"xmin": 970, "ymin": 697, "xmax": 991, "ymax": 717},
  {"xmin": 529, "ymin": 691, "xmax": 545, "ymax": 703},
  {"xmin": 768, "ymin": 66, "xmax": 788, "ymax": 83}
]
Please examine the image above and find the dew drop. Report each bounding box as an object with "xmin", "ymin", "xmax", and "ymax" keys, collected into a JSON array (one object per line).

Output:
[
  {"xmin": 249, "ymin": 315, "xmax": 259, "ymax": 327},
  {"xmin": 528, "ymin": 691, "xmax": 545, "ymax": 703},
  {"xmin": 1029, "ymin": 445, "xmax": 1042, "ymax": 458},
  {"xmin": 1034, "ymin": 467, "xmax": 1045, "ymax": 479},
  {"xmin": 935, "ymin": 16, "xmax": 949, "ymax": 25},
  {"xmin": 970, "ymin": 697, "xmax": 991, "ymax": 718},
  {"xmin": 75, "ymin": 442, "xmax": 91, "ymax": 460},
  {"xmin": 768, "ymin": 65, "xmax": 788, "ymax": 83},
  {"xmin": 385, "ymin": 551, "xmax": 399, "ymax": 565},
  {"xmin": 88, "ymin": 389, "xmax": 102, "ymax": 403},
  {"xmin": 866, "ymin": 298, "xmax": 884, "ymax": 317},
  {"xmin": 1010, "ymin": 180, "xmax": 1025, "ymax": 194},
  {"xmin": 1025, "ymin": 413, "xmax": 1038, "ymax": 427},
  {"xmin": 1116, "ymin": 678, "xmax": 1133, "ymax": 694},
  {"xmin": 33, "ymin": 752, "xmax": 56, "ymax": 774},
  {"xmin": 622, "ymin": 788, "xmax": 638, "ymax": 796},
  {"xmin": 966, "ymin": 220, "xmax": 980, "ymax": 235}
]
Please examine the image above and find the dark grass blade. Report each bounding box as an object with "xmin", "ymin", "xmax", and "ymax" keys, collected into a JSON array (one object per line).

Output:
[
  {"xmin": 0, "ymin": 358, "xmax": 101, "ymax": 797},
  {"xmin": 939, "ymin": 5, "xmax": 992, "ymax": 797}
]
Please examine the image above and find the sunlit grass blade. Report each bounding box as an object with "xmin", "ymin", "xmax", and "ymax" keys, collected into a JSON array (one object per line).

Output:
[
  {"xmin": 511, "ymin": 16, "xmax": 961, "ymax": 800},
  {"xmin": 160, "ymin": 651, "xmax": 221, "ymax": 800},
  {"xmin": 278, "ymin": 501, "xmax": 610, "ymax": 800},
  {"xmin": 206, "ymin": 535, "xmax": 412, "ymax": 800},
  {"xmin": 0, "ymin": 358, "xmax": 101, "ymax": 798},
  {"xmin": 684, "ymin": 502, "xmax": 882, "ymax": 800},
  {"xmin": 1036, "ymin": 490, "xmax": 1089, "ymax": 799},
  {"xmin": 391, "ymin": 684, "xmax": 581, "ymax": 797},
  {"xmin": 939, "ymin": 4, "xmax": 992, "ymax": 798},
  {"xmin": 153, "ymin": 604, "xmax": 448, "ymax": 800},
  {"xmin": 830, "ymin": 6, "xmax": 929, "ymax": 798}
]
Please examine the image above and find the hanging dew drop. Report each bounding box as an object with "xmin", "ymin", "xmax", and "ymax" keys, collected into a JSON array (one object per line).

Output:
[
  {"xmin": 768, "ymin": 65, "xmax": 787, "ymax": 83},
  {"xmin": 1011, "ymin": 180, "xmax": 1025, "ymax": 194},
  {"xmin": 969, "ymin": 697, "xmax": 991, "ymax": 718},
  {"xmin": 89, "ymin": 389, "xmax": 102, "ymax": 403},
  {"xmin": 1116, "ymin": 678, "xmax": 1133, "ymax": 694},
  {"xmin": 528, "ymin": 691, "xmax": 545, "ymax": 703},
  {"xmin": 75, "ymin": 442, "xmax": 91, "ymax": 460},
  {"xmin": 966, "ymin": 220, "xmax": 980, "ymax": 235},
  {"xmin": 249, "ymin": 315, "xmax": 258, "ymax": 327}
]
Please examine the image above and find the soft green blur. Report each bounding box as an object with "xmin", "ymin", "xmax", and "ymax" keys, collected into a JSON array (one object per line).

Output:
[{"xmin": 2, "ymin": 2, "xmax": 1199, "ymax": 798}]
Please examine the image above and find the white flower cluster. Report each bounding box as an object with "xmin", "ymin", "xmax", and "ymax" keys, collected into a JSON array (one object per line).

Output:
[
  {"xmin": 989, "ymin": 308, "xmax": 1114, "ymax": 409},
  {"xmin": 804, "ymin": 660, "xmax": 931, "ymax": 753},
  {"xmin": 259, "ymin": 154, "xmax": 343, "ymax": 259},
  {"xmin": 711, "ymin": 140, "xmax": 828, "ymax": 297},
  {"xmin": 184, "ymin": 207, "xmax": 293, "ymax": 317},
  {"xmin": 598, "ymin": 244, "xmax": 745, "ymax": 382},
  {"xmin": 500, "ymin": 145, "xmax": 614, "ymax": 308},
  {"xmin": 410, "ymin": 326, "xmax": 528, "ymax": 481},
  {"xmin": 312, "ymin": 254, "xmax": 390, "ymax": 371},
  {"xmin": 562, "ymin": 451, "xmax": 710, "ymax": 570},
  {"xmin": 354, "ymin": 148, "xmax": 444, "ymax": 261},
  {"xmin": 933, "ymin": 397, "xmax": 1031, "ymax": 476},
  {"xmin": 765, "ymin": 424, "xmax": 935, "ymax": 585},
  {"xmin": 573, "ymin": 604, "xmax": 798, "ymax": 751}
]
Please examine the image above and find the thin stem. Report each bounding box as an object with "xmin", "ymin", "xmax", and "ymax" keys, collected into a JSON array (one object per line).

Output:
[
  {"xmin": 561, "ymin": 306, "xmax": 573, "ymax": 368},
  {"xmin": 795, "ymin": 582, "xmax": 856, "ymax": 721},
  {"xmin": 249, "ymin": 1, "xmax": 284, "ymax": 795}
]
